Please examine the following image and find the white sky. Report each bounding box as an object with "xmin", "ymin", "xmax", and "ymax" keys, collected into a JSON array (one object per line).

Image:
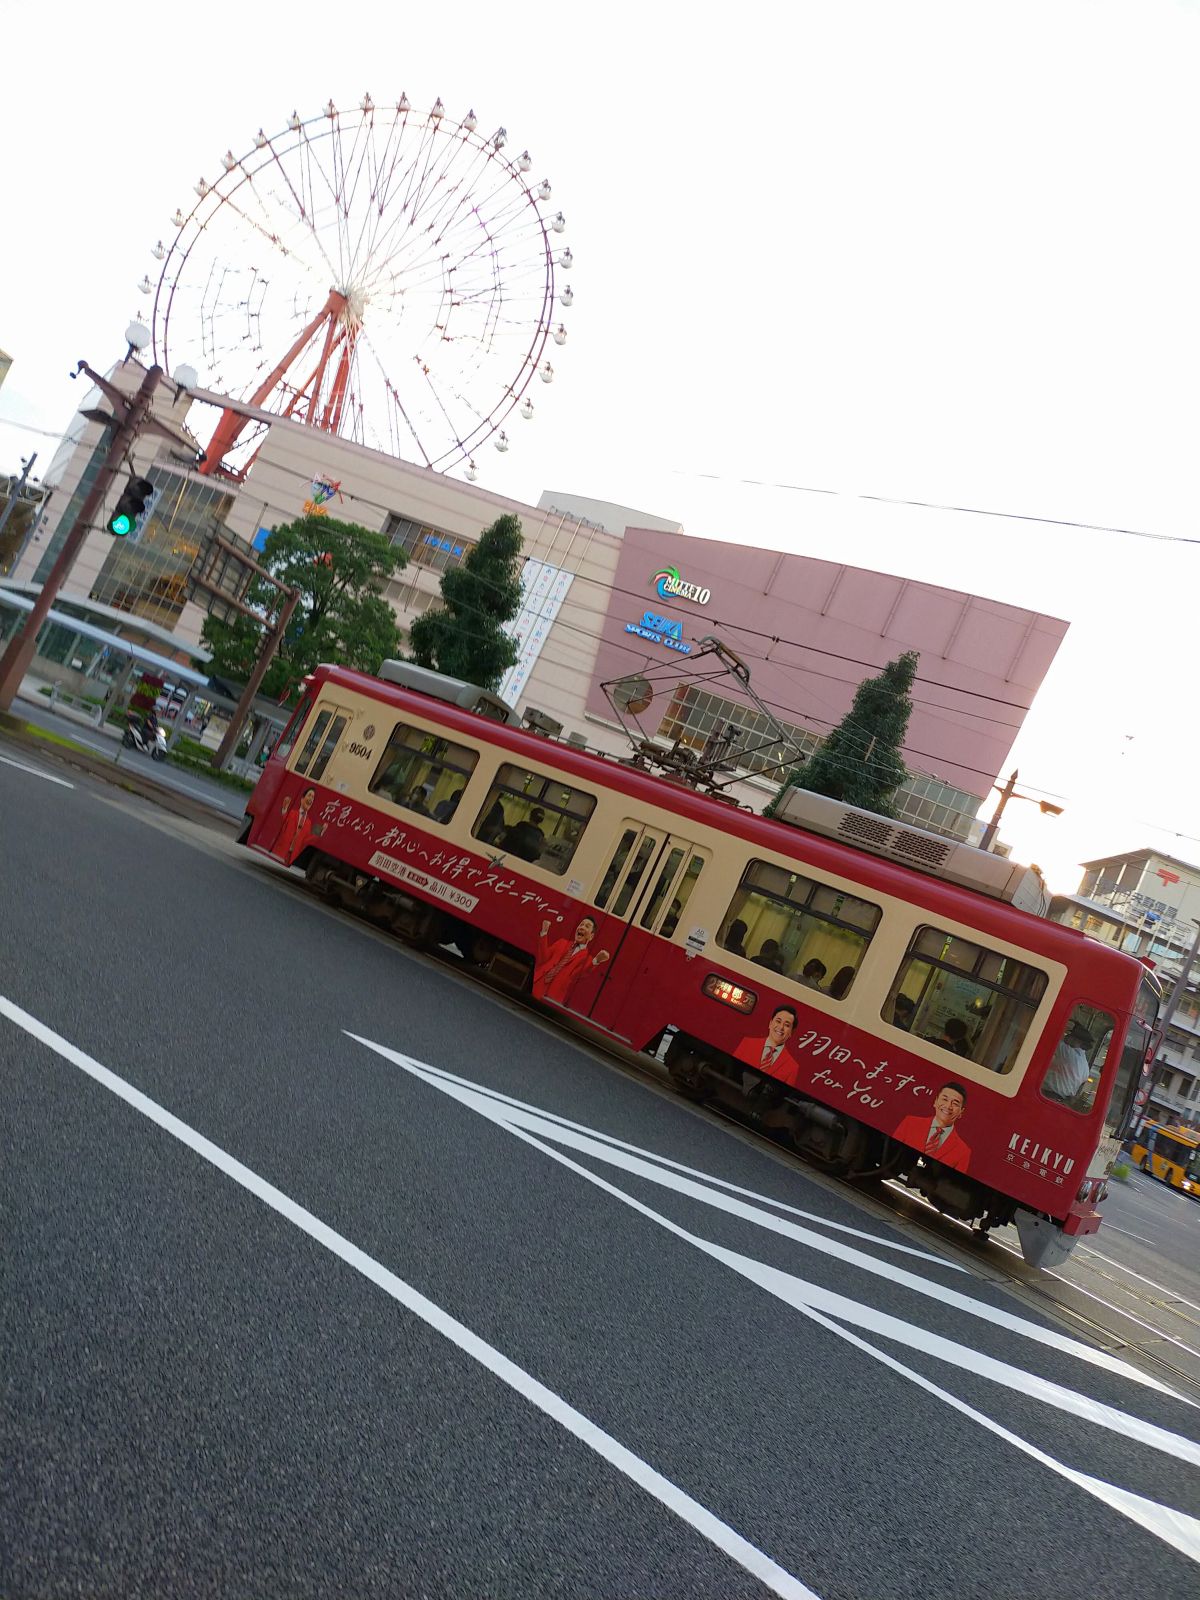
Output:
[{"xmin": 2, "ymin": 0, "xmax": 1198, "ymax": 890}]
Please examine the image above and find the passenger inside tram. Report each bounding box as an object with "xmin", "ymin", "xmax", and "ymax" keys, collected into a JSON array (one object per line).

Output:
[{"xmin": 752, "ymin": 939, "xmax": 784, "ymax": 972}]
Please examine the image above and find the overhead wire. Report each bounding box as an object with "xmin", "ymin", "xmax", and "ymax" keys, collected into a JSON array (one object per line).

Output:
[
  {"xmin": 671, "ymin": 468, "xmax": 1200, "ymax": 548},
  {"xmin": 191, "ymin": 446, "xmax": 1040, "ymax": 714}
]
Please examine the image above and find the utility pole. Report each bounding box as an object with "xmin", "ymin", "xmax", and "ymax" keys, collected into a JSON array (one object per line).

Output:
[
  {"xmin": 979, "ymin": 768, "xmax": 1064, "ymax": 853},
  {"xmin": 0, "ymin": 452, "xmax": 37, "ymax": 545},
  {"xmin": 979, "ymin": 770, "xmax": 1019, "ymax": 852},
  {"xmin": 1130, "ymin": 917, "xmax": 1200, "ymax": 1137},
  {"xmin": 212, "ymin": 587, "xmax": 300, "ymax": 770},
  {"xmin": 0, "ymin": 365, "xmax": 164, "ymax": 713}
]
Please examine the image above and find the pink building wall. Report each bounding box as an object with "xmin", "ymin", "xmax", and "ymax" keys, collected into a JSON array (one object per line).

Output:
[{"xmin": 585, "ymin": 528, "xmax": 1069, "ymax": 802}]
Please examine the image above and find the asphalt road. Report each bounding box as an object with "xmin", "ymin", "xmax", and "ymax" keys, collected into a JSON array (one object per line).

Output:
[
  {"xmin": 2, "ymin": 748, "xmax": 1199, "ymax": 1600},
  {"xmin": 11, "ymin": 693, "xmax": 250, "ymax": 818}
]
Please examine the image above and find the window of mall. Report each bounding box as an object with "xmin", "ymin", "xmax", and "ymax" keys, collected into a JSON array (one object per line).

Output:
[
  {"xmin": 383, "ymin": 513, "xmax": 476, "ymax": 574},
  {"xmin": 656, "ymin": 684, "xmax": 979, "ymax": 840},
  {"xmin": 89, "ymin": 469, "xmax": 234, "ymax": 629}
]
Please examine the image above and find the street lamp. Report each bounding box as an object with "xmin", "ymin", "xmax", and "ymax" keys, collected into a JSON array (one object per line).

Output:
[{"xmin": 979, "ymin": 768, "xmax": 1064, "ymax": 852}]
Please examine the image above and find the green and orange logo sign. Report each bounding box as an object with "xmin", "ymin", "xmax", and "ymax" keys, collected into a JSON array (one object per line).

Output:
[{"xmin": 652, "ymin": 565, "xmax": 711, "ymax": 605}]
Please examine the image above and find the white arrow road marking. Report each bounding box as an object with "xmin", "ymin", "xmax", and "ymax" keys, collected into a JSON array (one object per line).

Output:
[
  {"xmin": 348, "ymin": 1035, "xmax": 1184, "ymax": 1398},
  {"xmin": 347, "ymin": 1033, "xmax": 1200, "ymax": 1562},
  {"xmin": 360, "ymin": 1045, "xmax": 959, "ymax": 1266},
  {"xmin": 0, "ymin": 995, "xmax": 821, "ymax": 1600},
  {"xmin": 0, "ymin": 751, "xmax": 74, "ymax": 788},
  {"xmin": 798, "ymin": 1304, "xmax": 1200, "ymax": 1567}
]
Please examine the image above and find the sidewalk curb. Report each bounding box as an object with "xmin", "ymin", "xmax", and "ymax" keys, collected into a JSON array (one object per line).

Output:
[{"xmin": 0, "ymin": 711, "xmax": 242, "ymax": 836}]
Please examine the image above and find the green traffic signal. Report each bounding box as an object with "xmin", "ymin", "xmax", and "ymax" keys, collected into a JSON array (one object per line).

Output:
[{"xmin": 107, "ymin": 476, "xmax": 155, "ymax": 537}]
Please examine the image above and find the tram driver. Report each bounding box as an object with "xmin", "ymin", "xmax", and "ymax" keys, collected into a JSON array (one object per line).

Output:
[{"xmin": 1041, "ymin": 1018, "xmax": 1093, "ymax": 1105}]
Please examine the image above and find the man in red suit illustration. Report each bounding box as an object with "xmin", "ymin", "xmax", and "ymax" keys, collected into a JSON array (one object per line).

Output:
[
  {"xmin": 270, "ymin": 787, "xmax": 324, "ymax": 866},
  {"xmin": 533, "ymin": 916, "xmax": 610, "ymax": 1006},
  {"xmin": 895, "ymin": 1082, "xmax": 971, "ymax": 1172},
  {"xmin": 734, "ymin": 1005, "xmax": 799, "ymax": 1078}
]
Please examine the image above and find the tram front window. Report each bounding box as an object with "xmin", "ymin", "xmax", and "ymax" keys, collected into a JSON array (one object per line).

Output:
[{"xmin": 1040, "ymin": 1004, "xmax": 1113, "ymax": 1112}]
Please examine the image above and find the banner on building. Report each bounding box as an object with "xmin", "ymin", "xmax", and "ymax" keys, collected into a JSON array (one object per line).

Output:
[{"xmin": 497, "ymin": 559, "xmax": 574, "ymax": 707}]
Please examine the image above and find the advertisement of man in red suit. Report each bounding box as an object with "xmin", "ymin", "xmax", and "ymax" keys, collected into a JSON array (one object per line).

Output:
[
  {"xmin": 269, "ymin": 787, "xmax": 325, "ymax": 866},
  {"xmin": 733, "ymin": 1005, "xmax": 800, "ymax": 1085},
  {"xmin": 895, "ymin": 1082, "xmax": 971, "ymax": 1172},
  {"xmin": 533, "ymin": 916, "xmax": 611, "ymax": 1006}
]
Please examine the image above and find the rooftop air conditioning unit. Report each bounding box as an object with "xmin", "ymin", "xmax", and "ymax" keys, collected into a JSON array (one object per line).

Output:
[
  {"xmin": 522, "ymin": 706, "xmax": 563, "ymax": 737},
  {"xmin": 773, "ymin": 786, "xmax": 1049, "ymax": 915},
  {"xmin": 377, "ymin": 659, "xmax": 514, "ymax": 724}
]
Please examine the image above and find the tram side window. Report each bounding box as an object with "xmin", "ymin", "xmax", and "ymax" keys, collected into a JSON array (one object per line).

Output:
[
  {"xmin": 1040, "ymin": 1004, "xmax": 1113, "ymax": 1112},
  {"xmin": 294, "ymin": 705, "xmax": 351, "ymax": 782},
  {"xmin": 472, "ymin": 762, "xmax": 595, "ymax": 876},
  {"xmin": 369, "ymin": 723, "xmax": 479, "ymax": 822},
  {"xmin": 717, "ymin": 860, "xmax": 881, "ymax": 997},
  {"xmin": 275, "ymin": 695, "xmax": 313, "ymax": 765},
  {"xmin": 885, "ymin": 927, "xmax": 1047, "ymax": 1073},
  {"xmin": 641, "ymin": 850, "xmax": 705, "ymax": 937}
]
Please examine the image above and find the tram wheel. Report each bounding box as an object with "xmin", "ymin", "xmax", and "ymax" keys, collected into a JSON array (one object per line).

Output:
[{"xmin": 667, "ymin": 1050, "xmax": 708, "ymax": 1103}]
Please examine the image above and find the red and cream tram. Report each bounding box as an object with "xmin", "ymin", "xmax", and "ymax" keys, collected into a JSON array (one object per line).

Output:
[{"xmin": 240, "ymin": 661, "xmax": 1160, "ymax": 1268}]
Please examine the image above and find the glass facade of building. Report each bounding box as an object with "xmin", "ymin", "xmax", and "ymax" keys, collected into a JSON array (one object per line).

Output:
[
  {"xmin": 656, "ymin": 683, "xmax": 979, "ymax": 840},
  {"xmin": 89, "ymin": 468, "xmax": 234, "ymax": 629},
  {"xmin": 382, "ymin": 513, "xmax": 476, "ymax": 574},
  {"xmin": 33, "ymin": 435, "xmax": 110, "ymax": 584}
]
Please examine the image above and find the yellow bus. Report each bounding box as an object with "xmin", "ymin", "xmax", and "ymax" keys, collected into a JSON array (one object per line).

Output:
[{"xmin": 1128, "ymin": 1122, "xmax": 1200, "ymax": 1197}]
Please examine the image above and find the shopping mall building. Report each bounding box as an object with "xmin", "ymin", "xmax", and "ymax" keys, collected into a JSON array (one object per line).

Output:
[{"xmin": 1, "ymin": 357, "xmax": 1068, "ymax": 839}]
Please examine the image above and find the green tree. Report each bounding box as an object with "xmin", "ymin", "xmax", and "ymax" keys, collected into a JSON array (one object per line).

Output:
[
  {"xmin": 201, "ymin": 514, "xmax": 405, "ymax": 702},
  {"xmin": 407, "ymin": 513, "xmax": 524, "ymax": 689},
  {"xmin": 766, "ymin": 650, "xmax": 918, "ymax": 817}
]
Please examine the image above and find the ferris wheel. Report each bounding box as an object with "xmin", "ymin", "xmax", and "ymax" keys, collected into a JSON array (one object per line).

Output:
[{"xmin": 143, "ymin": 94, "xmax": 573, "ymax": 480}]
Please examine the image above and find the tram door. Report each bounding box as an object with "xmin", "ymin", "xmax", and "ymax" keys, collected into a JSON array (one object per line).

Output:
[{"xmin": 587, "ymin": 822, "xmax": 708, "ymax": 1033}]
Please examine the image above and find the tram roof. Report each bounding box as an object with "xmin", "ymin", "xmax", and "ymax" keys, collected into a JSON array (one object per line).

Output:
[{"xmin": 312, "ymin": 661, "xmax": 1151, "ymax": 988}]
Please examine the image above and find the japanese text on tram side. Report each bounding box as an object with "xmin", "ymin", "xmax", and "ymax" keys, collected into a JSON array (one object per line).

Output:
[
  {"xmin": 314, "ymin": 801, "xmax": 563, "ymax": 918},
  {"xmin": 797, "ymin": 1039, "xmax": 935, "ymax": 1109}
]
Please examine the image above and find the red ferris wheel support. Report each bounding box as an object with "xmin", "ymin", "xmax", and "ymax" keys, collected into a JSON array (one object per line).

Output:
[{"xmin": 198, "ymin": 288, "xmax": 351, "ymax": 477}]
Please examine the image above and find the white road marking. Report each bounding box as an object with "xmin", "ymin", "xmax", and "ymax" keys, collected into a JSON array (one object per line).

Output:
[
  {"xmin": 797, "ymin": 1304, "xmax": 1200, "ymax": 1566},
  {"xmin": 1079, "ymin": 1247, "xmax": 1200, "ymax": 1316},
  {"xmin": 1099, "ymin": 1221, "xmax": 1164, "ymax": 1248},
  {"xmin": 348, "ymin": 1034, "xmax": 1200, "ymax": 1561},
  {"xmin": 0, "ymin": 751, "xmax": 74, "ymax": 788},
  {"xmin": 0, "ymin": 995, "xmax": 819, "ymax": 1600},
  {"xmin": 989, "ymin": 1236, "xmax": 1200, "ymax": 1366},
  {"xmin": 349, "ymin": 1034, "xmax": 1184, "ymax": 1398},
  {"xmin": 367, "ymin": 1049, "xmax": 958, "ymax": 1267}
]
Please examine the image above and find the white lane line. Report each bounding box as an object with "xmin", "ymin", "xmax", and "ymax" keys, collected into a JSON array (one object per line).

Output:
[
  {"xmin": 0, "ymin": 995, "xmax": 819, "ymax": 1600},
  {"xmin": 0, "ymin": 751, "xmax": 74, "ymax": 789},
  {"xmin": 380, "ymin": 1051, "xmax": 959, "ymax": 1268},
  {"xmin": 796, "ymin": 1303, "xmax": 1200, "ymax": 1566},
  {"xmin": 988, "ymin": 1237, "xmax": 1200, "ymax": 1366},
  {"xmin": 350, "ymin": 1034, "xmax": 1183, "ymax": 1397},
  {"xmin": 345, "ymin": 1038, "xmax": 1200, "ymax": 1561},
  {"xmin": 1100, "ymin": 1222, "xmax": 1165, "ymax": 1248}
]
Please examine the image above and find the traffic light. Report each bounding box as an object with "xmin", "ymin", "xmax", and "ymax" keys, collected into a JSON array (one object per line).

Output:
[{"xmin": 107, "ymin": 476, "xmax": 155, "ymax": 537}]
